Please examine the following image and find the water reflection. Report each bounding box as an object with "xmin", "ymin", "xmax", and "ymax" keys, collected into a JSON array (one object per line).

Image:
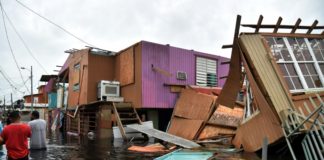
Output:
[{"xmin": 0, "ymin": 131, "xmax": 259, "ymax": 160}]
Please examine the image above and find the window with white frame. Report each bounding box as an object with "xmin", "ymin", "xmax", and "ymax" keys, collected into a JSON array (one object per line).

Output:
[
  {"xmin": 196, "ymin": 57, "xmax": 217, "ymax": 87},
  {"xmin": 266, "ymin": 37, "xmax": 324, "ymax": 92}
]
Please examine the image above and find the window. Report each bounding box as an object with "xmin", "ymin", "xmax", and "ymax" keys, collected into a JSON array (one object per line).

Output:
[
  {"xmin": 242, "ymin": 77, "xmax": 260, "ymax": 123},
  {"xmin": 33, "ymin": 97, "xmax": 38, "ymax": 103},
  {"xmin": 73, "ymin": 83, "xmax": 80, "ymax": 91},
  {"xmin": 196, "ymin": 57, "xmax": 217, "ymax": 87},
  {"xmin": 266, "ymin": 37, "xmax": 324, "ymax": 92}
]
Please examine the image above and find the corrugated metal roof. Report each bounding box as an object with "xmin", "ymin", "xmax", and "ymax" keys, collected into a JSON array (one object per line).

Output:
[{"xmin": 239, "ymin": 34, "xmax": 295, "ymax": 120}]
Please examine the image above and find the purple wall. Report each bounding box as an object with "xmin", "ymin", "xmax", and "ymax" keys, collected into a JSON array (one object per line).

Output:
[{"xmin": 141, "ymin": 41, "xmax": 229, "ymax": 108}]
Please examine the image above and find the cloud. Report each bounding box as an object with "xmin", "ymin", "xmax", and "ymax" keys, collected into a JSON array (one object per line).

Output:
[{"xmin": 0, "ymin": 0, "xmax": 323, "ymax": 102}]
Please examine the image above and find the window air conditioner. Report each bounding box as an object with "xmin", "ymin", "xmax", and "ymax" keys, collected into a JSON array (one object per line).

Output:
[{"xmin": 97, "ymin": 80, "xmax": 120, "ymax": 101}]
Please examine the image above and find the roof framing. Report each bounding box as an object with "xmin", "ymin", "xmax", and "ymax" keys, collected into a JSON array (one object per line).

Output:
[{"xmin": 241, "ymin": 15, "xmax": 324, "ymax": 35}]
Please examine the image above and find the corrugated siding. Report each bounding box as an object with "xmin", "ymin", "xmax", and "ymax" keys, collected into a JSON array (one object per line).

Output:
[
  {"xmin": 141, "ymin": 41, "xmax": 229, "ymax": 108},
  {"xmin": 239, "ymin": 34, "xmax": 294, "ymax": 118},
  {"xmin": 142, "ymin": 42, "xmax": 171, "ymax": 108}
]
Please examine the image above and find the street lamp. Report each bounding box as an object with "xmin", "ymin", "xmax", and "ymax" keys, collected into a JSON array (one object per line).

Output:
[{"xmin": 21, "ymin": 66, "xmax": 33, "ymax": 111}]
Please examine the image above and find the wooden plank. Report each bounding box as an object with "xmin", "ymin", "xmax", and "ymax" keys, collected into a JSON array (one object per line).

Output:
[
  {"xmin": 291, "ymin": 18, "xmax": 302, "ymax": 33},
  {"xmin": 116, "ymin": 47, "xmax": 135, "ymax": 86},
  {"xmin": 222, "ymin": 44, "xmax": 233, "ymax": 49},
  {"xmin": 255, "ymin": 15, "xmax": 264, "ymax": 33},
  {"xmin": 298, "ymin": 107, "xmax": 307, "ymax": 129},
  {"xmin": 219, "ymin": 76, "xmax": 228, "ymax": 79},
  {"xmin": 127, "ymin": 124, "xmax": 201, "ymax": 148},
  {"xmin": 232, "ymin": 49, "xmax": 283, "ymax": 152},
  {"xmin": 220, "ymin": 61, "xmax": 230, "ymax": 65},
  {"xmin": 307, "ymin": 20, "xmax": 318, "ymax": 34},
  {"xmin": 132, "ymin": 105, "xmax": 142, "ymax": 125},
  {"xmin": 273, "ymin": 17, "xmax": 283, "ymax": 33},
  {"xmin": 259, "ymin": 32, "xmax": 324, "ymax": 38},
  {"xmin": 114, "ymin": 102, "xmax": 132, "ymax": 109},
  {"xmin": 208, "ymin": 106, "xmax": 242, "ymax": 128},
  {"xmin": 198, "ymin": 125, "xmax": 235, "ymax": 140},
  {"xmin": 216, "ymin": 15, "xmax": 242, "ymax": 108},
  {"xmin": 242, "ymin": 24, "xmax": 324, "ymax": 29},
  {"xmin": 168, "ymin": 117, "xmax": 204, "ymax": 140},
  {"xmin": 172, "ymin": 89, "xmax": 215, "ymax": 120},
  {"xmin": 170, "ymin": 86, "xmax": 183, "ymax": 93},
  {"xmin": 112, "ymin": 102, "xmax": 127, "ymax": 140}
]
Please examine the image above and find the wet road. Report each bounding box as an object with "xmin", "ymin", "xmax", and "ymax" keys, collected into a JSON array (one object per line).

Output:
[
  {"xmin": 0, "ymin": 132, "xmax": 165, "ymax": 160},
  {"xmin": 0, "ymin": 131, "xmax": 260, "ymax": 160}
]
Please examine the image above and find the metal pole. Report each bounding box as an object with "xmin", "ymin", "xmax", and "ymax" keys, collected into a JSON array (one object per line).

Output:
[
  {"xmin": 262, "ymin": 137, "xmax": 268, "ymax": 160},
  {"xmin": 31, "ymin": 65, "xmax": 33, "ymax": 111},
  {"xmin": 3, "ymin": 96, "xmax": 5, "ymax": 112},
  {"xmin": 10, "ymin": 93, "xmax": 13, "ymax": 110}
]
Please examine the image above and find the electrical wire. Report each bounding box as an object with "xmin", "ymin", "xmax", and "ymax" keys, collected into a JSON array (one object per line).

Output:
[
  {"xmin": 0, "ymin": 68, "xmax": 27, "ymax": 95},
  {"xmin": 15, "ymin": 0, "xmax": 97, "ymax": 48},
  {"xmin": 1, "ymin": 7, "xmax": 49, "ymax": 74},
  {"xmin": 0, "ymin": 1, "xmax": 30, "ymax": 93},
  {"xmin": 0, "ymin": 69, "xmax": 18, "ymax": 91}
]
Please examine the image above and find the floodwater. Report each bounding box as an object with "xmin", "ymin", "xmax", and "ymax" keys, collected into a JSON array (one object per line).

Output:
[{"xmin": 0, "ymin": 131, "xmax": 260, "ymax": 160}]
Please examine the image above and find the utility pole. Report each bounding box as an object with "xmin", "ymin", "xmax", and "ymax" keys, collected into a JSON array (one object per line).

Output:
[
  {"xmin": 21, "ymin": 66, "xmax": 33, "ymax": 111},
  {"xmin": 31, "ymin": 65, "xmax": 33, "ymax": 111}
]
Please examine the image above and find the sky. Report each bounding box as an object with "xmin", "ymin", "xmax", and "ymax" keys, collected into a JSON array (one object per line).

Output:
[{"xmin": 0, "ymin": 0, "xmax": 323, "ymax": 103}]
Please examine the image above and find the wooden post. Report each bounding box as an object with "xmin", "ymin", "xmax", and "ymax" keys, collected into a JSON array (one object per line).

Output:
[{"xmin": 112, "ymin": 103, "xmax": 127, "ymax": 140}]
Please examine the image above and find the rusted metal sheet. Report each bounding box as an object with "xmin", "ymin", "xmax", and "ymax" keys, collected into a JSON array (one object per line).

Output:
[
  {"xmin": 127, "ymin": 124, "xmax": 201, "ymax": 149},
  {"xmin": 167, "ymin": 117, "xmax": 204, "ymax": 140},
  {"xmin": 239, "ymin": 34, "xmax": 295, "ymax": 121},
  {"xmin": 172, "ymin": 89, "xmax": 215, "ymax": 120}
]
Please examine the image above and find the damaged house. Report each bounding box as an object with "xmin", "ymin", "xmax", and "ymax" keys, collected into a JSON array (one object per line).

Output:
[
  {"xmin": 218, "ymin": 15, "xmax": 324, "ymax": 159},
  {"xmin": 56, "ymin": 41, "xmax": 230, "ymax": 137}
]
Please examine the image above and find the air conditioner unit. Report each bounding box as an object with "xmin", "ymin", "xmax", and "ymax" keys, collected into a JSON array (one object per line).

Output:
[
  {"xmin": 97, "ymin": 80, "xmax": 121, "ymax": 101},
  {"xmin": 176, "ymin": 71, "xmax": 187, "ymax": 80}
]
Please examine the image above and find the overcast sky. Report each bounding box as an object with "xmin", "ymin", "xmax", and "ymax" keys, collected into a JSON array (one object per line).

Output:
[{"xmin": 0, "ymin": 0, "xmax": 323, "ymax": 103}]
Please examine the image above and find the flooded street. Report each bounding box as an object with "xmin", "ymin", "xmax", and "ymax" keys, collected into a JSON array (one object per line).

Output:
[{"xmin": 0, "ymin": 131, "xmax": 260, "ymax": 160}]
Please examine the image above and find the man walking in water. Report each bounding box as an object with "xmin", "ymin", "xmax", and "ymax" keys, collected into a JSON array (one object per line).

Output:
[
  {"xmin": 28, "ymin": 111, "xmax": 47, "ymax": 150},
  {"xmin": 0, "ymin": 111, "xmax": 31, "ymax": 160}
]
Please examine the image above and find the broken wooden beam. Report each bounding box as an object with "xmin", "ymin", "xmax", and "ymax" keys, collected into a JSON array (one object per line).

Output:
[
  {"xmin": 255, "ymin": 15, "xmax": 264, "ymax": 33},
  {"xmin": 307, "ymin": 20, "xmax": 318, "ymax": 34},
  {"xmin": 273, "ymin": 17, "xmax": 283, "ymax": 33},
  {"xmin": 291, "ymin": 18, "xmax": 302, "ymax": 33}
]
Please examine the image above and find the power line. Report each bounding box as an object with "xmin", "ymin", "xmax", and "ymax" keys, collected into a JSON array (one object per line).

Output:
[
  {"xmin": 0, "ymin": 1, "xmax": 30, "ymax": 93},
  {"xmin": 0, "ymin": 69, "xmax": 18, "ymax": 91},
  {"xmin": 1, "ymin": 6, "xmax": 49, "ymax": 74},
  {"xmin": 0, "ymin": 66, "xmax": 18, "ymax": 86},
  {"xmin": 15, "ymin": 0, "xmax": 98, "ymax": 47},
  {"xmin": 0, "ymin": 67, "xmax": 27, "ymax": 94}
]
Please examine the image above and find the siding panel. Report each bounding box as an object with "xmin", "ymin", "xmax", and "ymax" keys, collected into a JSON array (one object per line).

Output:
[
  {"xmin": 141, "ymin": 41, "xmax": 229, "ymax": 109},
  {"xmin": 239, "ymin": 34, "xmax": 294, "ymax": 120}
]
